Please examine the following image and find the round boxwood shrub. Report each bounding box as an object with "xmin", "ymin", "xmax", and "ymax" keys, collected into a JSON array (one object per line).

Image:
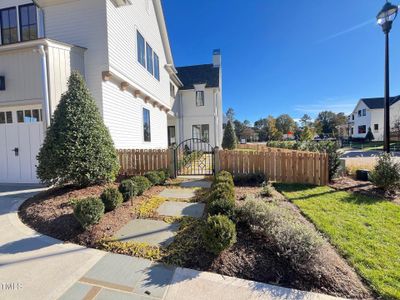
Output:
[
  {"xmin": 209, "ymin": 182, "xmax": 235, "ymax": 202},
  {"xmin": 131, "ymin": 176, "xmax": 152, "ymax": 195},
  {"xmin": 36, "ymin": 72, "xmax": 119, "ymax": 187},
  {"xmin": 208, "ymin": 198, "xmax": 235, "ymax": 218},
  {"xmin": 214, "ymin": 171, "xmax": 234, "ymax": 186},
  {"xmin": 74, "ymin": 197, "xmax": 105, "ymax": 229},
  {"xmin": 145, "ymin": 171, "xmax": 162, "ymax": 186},
  {"xmin": 369, "ymin": 153, "xmax": 400, "ymax": 193},
  {"xmin": 101, "ymin": 187, "xmax": 123, "ymax": 211},
  {"xmin": 202, "ymin": 215, "xmax": 237, "ymax": 255},
  {"xmin": 119, "ymin": 179, "xmax": 138, "ymax": 202}
]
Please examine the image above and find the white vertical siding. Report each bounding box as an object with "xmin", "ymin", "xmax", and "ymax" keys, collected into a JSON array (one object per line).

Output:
[
  {"xmin": 0, "ymin": 48, "xmax": 43, "ymax": 106},
  {"xmin": 43, "ymin": 0, "xmax": 108, "ymax": 113},
  {"xmin": 47, "ymin": 45, "xmax": 85, "ymax": 113},
  {"xmin": 102, "ymin": 80, "xmax": 168, "ymax": 149}
]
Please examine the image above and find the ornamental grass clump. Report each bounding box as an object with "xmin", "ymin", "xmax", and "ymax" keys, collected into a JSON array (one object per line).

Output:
[
  {"xmin": 37, "ymin": 72, "xmax": 119, "ymax": 187},
  {"xmin": 237, "ymin": 199, "xmax": 323, "ymax": 267},
  {"xmin": 369, "ymin": 153, "xmax": 400, "ymax": 193},
  {"xmin": 202, "ymin": 215, "xmax": 237, "ymax": 255},
  {"xmin": 74, "ymin": 197, "xmax": 105, "ymax": 229},
  {"xmin": 100, "ymin": 187, "xmax": 123, "ymax": 211}
]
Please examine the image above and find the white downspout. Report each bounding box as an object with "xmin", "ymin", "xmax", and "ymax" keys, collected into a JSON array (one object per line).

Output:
[{"xmin": 38, "ymin": 45, "xmax": 51, "ymax": 128}]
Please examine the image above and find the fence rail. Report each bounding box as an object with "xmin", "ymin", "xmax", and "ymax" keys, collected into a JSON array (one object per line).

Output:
[
  {"xmin": 218, "ymin": 149, "xmax": 328, "ymax": 185},
  {"xmin": 117, "ymin": 149, "xmax": 170, "ymax": 176}
]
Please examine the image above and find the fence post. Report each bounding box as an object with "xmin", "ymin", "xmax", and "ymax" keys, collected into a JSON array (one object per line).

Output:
[
  {"xmin": 168, "ymin": 146, "xmax": 176, "ymax": 178},
  {"xmin": 214, "ymin": 146, "xmax": 220, "ymax": 174}
]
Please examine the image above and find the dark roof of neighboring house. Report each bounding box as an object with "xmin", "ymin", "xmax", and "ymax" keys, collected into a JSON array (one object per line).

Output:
[
  {"xmin": 360, "ymin": 96, "xmax": 400, "ymax": 109},
  {"xmin": 176, "ymin": 64, "xmax": 219, "ymax": 90}
]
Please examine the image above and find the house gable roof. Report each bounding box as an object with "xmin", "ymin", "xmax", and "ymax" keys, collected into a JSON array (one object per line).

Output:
[
  {"xmin": 359, "ymin": 96, "xmax": 400, "ymax": 109},
  {"xmin": 176, "ymin": 64, "xmax": 220, "ymax": 90}
]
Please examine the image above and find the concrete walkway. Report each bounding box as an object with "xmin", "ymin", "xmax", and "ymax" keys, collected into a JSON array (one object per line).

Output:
[{"xmin": 0, "ymin": 183, "xmax": 342, "ymax": 300}]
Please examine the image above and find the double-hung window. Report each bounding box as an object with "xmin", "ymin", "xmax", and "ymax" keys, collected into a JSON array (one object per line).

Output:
[
  {"xmin": 146, "ymin": 43, "xmax": 153, "ymax": 75},
  {"xmin": 192, "ymin": 124, "xmax": 209, "ymax": 142},
  {"xmin": 137, "ymin": 31, "xmax": 146, "ymax": 67},
  {"xmin": 196, "ymin": 91, "xmax": 204, "ymax": 106},
  {"xmin": 0, "ymin": 7, "xmax": 18, "ymax": 45},
  {"xmin": 358, "ymin": 125, "xmax": 366, "ymax": 134},
  {"xmin": 143, "ymin": 108, "xmax": 151, "ymax": 142},
  {"xmin": 19, "ymin": 4, "xmax": 37, "ymax": 42},
  {"xmin": 153, "ymin": 53, "xmax": 159, "ymax": 80}
]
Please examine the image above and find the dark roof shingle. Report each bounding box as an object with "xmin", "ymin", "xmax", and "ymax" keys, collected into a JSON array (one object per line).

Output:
[
  {"xmin": 360, "ymin": 96, "xmax": 400, "ymax": 109},
  {"xmin": 176, "ymin": 64, "xmax": 219, "ymax": 90}
]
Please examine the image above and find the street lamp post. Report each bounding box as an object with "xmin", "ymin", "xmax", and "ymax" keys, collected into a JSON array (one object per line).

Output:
[{"xmin": 377, "ymin": 1, "xmax": 398, "ymax": 153}]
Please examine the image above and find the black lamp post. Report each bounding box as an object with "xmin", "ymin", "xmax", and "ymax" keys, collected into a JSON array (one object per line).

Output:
[{"xmin": 377, "ymin": 1, "xmax": 398, "ymax": 153}]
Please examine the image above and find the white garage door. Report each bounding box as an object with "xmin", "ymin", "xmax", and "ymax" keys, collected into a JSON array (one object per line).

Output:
[{"xmin": 0, "ymin": 108, "xmax": 44, "ymax": 184}]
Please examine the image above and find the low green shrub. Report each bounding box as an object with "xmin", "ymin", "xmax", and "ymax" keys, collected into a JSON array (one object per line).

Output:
[
  {"xmin": 119, "ymin": 179, "xmax": 138, "ymax": 202},
  {"xmin": 131, "ymin": 176, "xmax": 152, "ymax": 195},
  {"xmin": 202, "ymin": 215, "xmax": 237, "ymax": 255},
  {"xmin": 156, "ymin": 170, "xmax": 168, "ymax": 184},
  {"xmin": 260, "ymin": 182, "xmax": 274, "ymax": 197},
  {"xmin": 369, "ymin": 153, "xmax": 400, "ymax": 193},
  {"xmin": 145, "ymin": 171, "xmax": 162, "ymax": 186},
  {"xmin": 101, "ymin": 187, "xmax": 123, "ymax": 211},
  {"xmin": 208, "ymin": 198, "xmax": 235, "ymax": 218},
  {"xmin": 233, "ymin": 172, "xmax": 266, "ymax": 186},
  {"xmin": 214, "ymin": 171, "xmax": 234, "ymax": 186},
  {"xmin": 74, "ymin": 197, "xmax": 105, "ymax": 229},
  {"xmin": 237, "ymin": 199, "xmax": 323, "ymax": 267},
  {"xmin": 209, "ymin": 182, "xmax": 235, "ymax": 202}
]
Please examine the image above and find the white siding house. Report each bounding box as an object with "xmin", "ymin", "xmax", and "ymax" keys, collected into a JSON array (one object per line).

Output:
[
  {"xmin": 0, "ymin": 0, "xmax": 223, "ymax": 183},
  {"xmin": 348, "ymin": 96, "xmax": 400, "ymax": 141},
  {"xmin": 168, "ymin": 50, "xmax": 224, "ymax": 148}
]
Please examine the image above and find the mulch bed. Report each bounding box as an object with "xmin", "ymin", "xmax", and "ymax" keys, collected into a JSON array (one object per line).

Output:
[
  {"xmin": 330, "ymin": 176, "xmax": 400, "ymax": 204},
  {"xmin": 19, "ymin": 180, "xmax": 373, "ymax": 299},
  {"xmin": 18, "ymin": 184, "xmax": 164, "ymax": 247}
]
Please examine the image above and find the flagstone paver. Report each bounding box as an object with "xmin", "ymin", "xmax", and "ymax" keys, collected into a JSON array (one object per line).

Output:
[
  {"xmin": 58, "ymin": 282, "xmax": 93, "ymax": 300},
  {"xmin": 114, "ymin": 219, "xmax": 180, "ymax": 246},
  {"xmin": 157, "ymin": 201, "xmax": 205, "ymax": 218},
  {"xmin": 158, "ymin": 188, "xmax": 196, "ymax": 199},
  {"xmin": 79, "ymin": 253, "xmax": 151, "ymax": 292},
  {"xmin": 180, "ymin": 180, "xmax": 212, "ymax": 188}
]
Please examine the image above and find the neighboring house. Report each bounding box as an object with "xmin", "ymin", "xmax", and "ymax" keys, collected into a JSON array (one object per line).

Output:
[
  {"xmin": 168, "ymin": 50, "xmax": 223, "ymax": 148},
  {"xmin": 0, "ymin": 0, "xmax": 223, "ymax": 183},
  {"xmin": 348, "ymin": 96, "xmax": 400, "ymax": 141}
]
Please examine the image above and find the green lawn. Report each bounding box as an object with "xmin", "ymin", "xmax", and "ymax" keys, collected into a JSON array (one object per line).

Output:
[{"xmin": 275, "ymin": 184, "xmax": 400, "ymax": 299}]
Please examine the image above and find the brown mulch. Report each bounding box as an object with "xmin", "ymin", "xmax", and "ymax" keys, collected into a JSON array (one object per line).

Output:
[
  {"xmin": 18, "ymin": 184, "xmax": 164, "ymax": 247},
  {"xmin": 330, "ymin": 176, "xmax": 400, "ymax": 204},
  {"xmin": 207, "ymin": 225, "xmax": 372, "ymax": 299}
]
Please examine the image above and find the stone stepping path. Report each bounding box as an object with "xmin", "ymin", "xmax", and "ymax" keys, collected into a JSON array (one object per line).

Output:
[
  {"xmin": 157, "ymin": 201, "xmax": 205, "ymax": 218},
  {"xmin": 114, "ymin": 219, "xmax": 179, "ymax": 247},
  {"xmin": 61, "ymin": 253, "xmax": 175, "ymax": 299},
  {"xmin": 180, "ymin": 180, "xmax": 212, "ymax": 188},
  {"xmin": 113, "ymin": 179, "xmax": 209, "ymax": 248},
  {"xmin": 158, "ymin": 188, "xmax": 196, "ymax": 200}
]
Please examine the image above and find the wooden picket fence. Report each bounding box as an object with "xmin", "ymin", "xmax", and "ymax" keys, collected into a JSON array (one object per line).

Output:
[
  {"xmin": 218, "ymin": 149, "xmax": 329, "ymax": 185},
  {"xmin": 237, "ymin": 143, "xmax": 291, "ymax": 152},
  {"xmin": 117, "ymin": 149, "xmax": 171, "ymax": 175}
]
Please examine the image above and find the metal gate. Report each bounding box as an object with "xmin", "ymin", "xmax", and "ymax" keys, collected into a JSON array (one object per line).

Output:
[{"xmin": 175, "ymin": 138, "xmax": 215, "ymax": 176}]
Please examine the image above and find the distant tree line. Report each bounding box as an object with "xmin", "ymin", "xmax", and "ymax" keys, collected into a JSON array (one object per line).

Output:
[{"xmin": 224, "ymin": 108, "xmax": 348, "ymax": 142}]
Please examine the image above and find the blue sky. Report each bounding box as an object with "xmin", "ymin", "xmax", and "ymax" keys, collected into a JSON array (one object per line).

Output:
[{"xmin": 163, "ymin": 0, "xmax": 400, "ymax": 123}]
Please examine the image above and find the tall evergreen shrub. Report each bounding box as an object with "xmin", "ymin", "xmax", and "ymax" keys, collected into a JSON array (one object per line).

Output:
[
  {"xmin": 222, "ymin": 121, "xmax": 236, "ymax": 150},
  {"xmin": 37, "ymin": 72, "xmax": 120, "ymax": 186}
]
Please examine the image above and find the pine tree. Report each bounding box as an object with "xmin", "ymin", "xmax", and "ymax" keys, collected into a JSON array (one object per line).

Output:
[
  {"xmin": 37, "ymin": 72, "xmax": 120, "ymax": 187},
  {"xmin": 365, "ymin": 127, "xmax": 375, "ymax": 142},
  {"xmin": 222, "ymin": 121, "xmax": 237, "ymax": 150}
]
